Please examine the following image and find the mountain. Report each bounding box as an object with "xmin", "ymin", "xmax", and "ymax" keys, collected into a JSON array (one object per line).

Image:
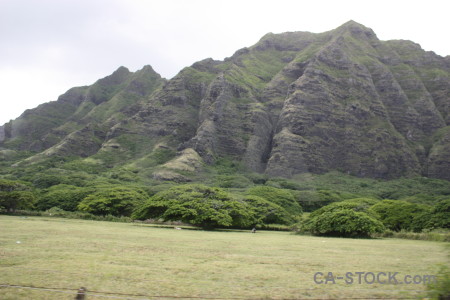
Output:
[{"xmin": 1, "ymin": 21, "xmax": 450, "ymax": 181}]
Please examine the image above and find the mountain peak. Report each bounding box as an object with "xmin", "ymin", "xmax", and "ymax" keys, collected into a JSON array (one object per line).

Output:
[
  {"xmin": 2, "ymin": 22, "xmax": 450, "ymax": 181},
  {"xmin": 341, "ymin": 20, "xmax": 365, "ymax": 28},
  {"xmin": 334, "ymin": 20, "xmax": 377, "ymax": 40},
  {"xmin": 137, "ymin": 65, "xmax": 162, "ymax": 77}
]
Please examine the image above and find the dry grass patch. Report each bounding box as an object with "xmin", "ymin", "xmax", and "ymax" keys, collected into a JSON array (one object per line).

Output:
[{"xmin": 0, "ymin": 215, "xmax": 447, "ymax": 299}]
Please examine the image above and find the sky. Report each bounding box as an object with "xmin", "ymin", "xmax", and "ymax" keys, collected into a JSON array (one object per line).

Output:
[{"xmin": 1, "ymin": 0, "xmax": 449, "ymax": 125}]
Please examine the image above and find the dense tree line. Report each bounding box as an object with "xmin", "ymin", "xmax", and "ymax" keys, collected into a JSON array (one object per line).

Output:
[
  {"xmin": 1, "ymin": 176, "xmax": 449, "ymax": 236},
  {"xmin": 299, "ymin": 198, "xmax": 450, "ymax": 237},
  {"xmin": 0, "ymin": 179, "xmax": 35, "ymax": 212}
]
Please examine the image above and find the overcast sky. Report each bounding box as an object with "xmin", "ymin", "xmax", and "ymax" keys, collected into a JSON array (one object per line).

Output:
[{"xmin": 1, "ymin": 0, "xmax": 449, "ymax": 125}]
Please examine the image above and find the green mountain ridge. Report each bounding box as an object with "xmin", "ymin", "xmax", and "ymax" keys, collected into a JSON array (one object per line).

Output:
[{"xmin": 1, "ymin": 21, "xmax": 450, "ymax": 181}]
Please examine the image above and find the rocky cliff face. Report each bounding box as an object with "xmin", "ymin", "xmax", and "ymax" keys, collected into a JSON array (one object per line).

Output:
[
  {"xmin": 1, "ymin": 21, "xmax": 449, "ymax": 180},
  {"xmin": 0, "ymin": 65, "xmax": 165, "ymax": 154}
]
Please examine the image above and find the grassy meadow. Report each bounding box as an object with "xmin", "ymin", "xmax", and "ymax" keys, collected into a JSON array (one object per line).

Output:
[{"xmin": 0, "ymin": 215, "xmax": 448, "ymax": 299}]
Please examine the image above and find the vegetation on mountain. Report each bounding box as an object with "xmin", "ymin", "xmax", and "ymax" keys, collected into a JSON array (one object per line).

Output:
[
  {"xmin": 0, "ymin": 21, "xmax": 450, "ymax": 236},
  {"xmin": 2, "ymin": 21, "xmax": 450, "ymax": 182}
]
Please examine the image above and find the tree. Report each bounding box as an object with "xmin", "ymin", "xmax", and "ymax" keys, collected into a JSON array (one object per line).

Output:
[
  {"xmin": 246, "ymin": 186, "xmax": 302, "ymax": 215},
  {"xmin": 369, "ymin": 200, "xmax": 431, "ymax": 232},
  {"xmin": 132, "ymin": 184, "xmax": 257, "ymax": 229},
  {"xmin": 242, "ymin": 195, "xmax": 294, "ymax": 225},
  {"xmin": 306, "ymin": 208, "xmax": 385, "ymax": 238},
  {"xmin": 32, "ymin": 174, "xmax": 67, "ymax": 189},
  {"xmin": 428, "ymin": 198, "xmax": 450, "ymax": 229},
  {"xmin": 37, "ymin": 184, "xmax": 93, "ymax": 211},
  {"xmin": 308, "ymin": 199, "xmax": 378, "ymax": 219},
  {"xmin": 77, "ymin": 186, "xmax": 148, "ymax": 216},
  {"xmin": 0, "ymin": 179, "xmax": 36, "ymax": 212},
  {"xmin": 300, "ymin": 199, "xmax": 384, "ymax": 237}
]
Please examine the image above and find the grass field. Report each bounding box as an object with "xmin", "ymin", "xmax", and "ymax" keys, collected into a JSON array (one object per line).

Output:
[{"xmin": 0, "ymin": 215, "xmax": 448, "ymax": 299}]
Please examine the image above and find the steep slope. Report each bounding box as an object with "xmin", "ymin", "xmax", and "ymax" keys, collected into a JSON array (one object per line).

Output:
[
  {"xmin": 174, "ymin": 21, "xmax": 449, "ymax": 179},
  {"xmin": 0, "ymin": 85, "xmax": 89, "ymax": 151},
  {"xmin": 1, "ymin": 21, "xmax": 449, "ymax": 181},
  {"xmin": 0, "ymin": 65, "xmax": 165, "ymax": 158}
]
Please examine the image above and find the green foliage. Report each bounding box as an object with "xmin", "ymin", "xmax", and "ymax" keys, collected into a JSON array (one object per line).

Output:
[
  {"xmin": 63, "ymin": 159, "xmax": 108, "ymax": 174},
  {"xmin": 242, "ymin": 195, "xmax": 294, "ymax": 225},
  {"xmin": 0, "ymin": 179, "xmax": 28, "ymax": 192},
  {"xmin": 0, "ymin": 191, "xmax": 35, "ymax": 213},
  {"xmin": 246, "ymin": 173, "xmax": 268, "ymax": 184},
  {"xmin": 246, "ymin": 186, "xmax": 302, "ymax": 215},
  {"xmin": 133, "ymin": 184, "xmax": 257, "ymax": 229},
  {"xmin": 215, "ymin": 175, "xmax": 253, "ymax": 188},
  {"xmin": 37, "ymin": 184, "xmax": 93, "ymax": 211},
  {"xmin": 294, "ymin": 172, "xmax": 450, "ymax": 204},
  {"xmin": 343, "ymin": 197, "xmax": 379, "ymax": 206},
  {"xmin": 133, "ymin": 147, "xmax": 176, "ymax": 169},
  {"xmin": 1, "ymin": 99, "xmax": 80, "ymax": 150},
  {"xmin": 210, "ymin": 157, "xmax": 244, "ymax": 175},
  {"xmin": 78, "ymin": 186, "xmax": 148, "ymax": 216},
  {"xmin": 300, "ymin": 199, "xmax": 385, "ymax": 237},
  {"xmin": 0, "ymin": 179, "xmax": 36, "ymax": 212},
  {"xmin": 32, "ymin": 174, "xmax": 70, "ymax": 188},
  {"xmin": 426, "ymin": 264, "xmax": 450, "ymax": 299},
  {"xmin": 4, "ymin": 207, "xmax": 134, "ymax": 222},
  {"xmin": 21, "ymin": 165, "xmax": 93, "ymax": 188},
  {"xmin": 305, "ymin": 208, "xmax": 385, "ymax": 238},
  {"xmin": 107, "ymin": 167, "xmax": 140, "ymax": 182},
  {"xmin": 373, "ymin": 177, "xmax": 450, "ymax": 200},
  {"xmin": 309, "ymin": 199, "xmax": 378, "ymax": 219},
  {"xmin": 428, "ymin": 198, "xmax": 450, "ymax": 229},
  {"xmin": 86, "ymin": 68, "xmax": 129, "ymax": 105},
  {"xmin": 265, "ymin": 178, "xmax": 302, "ymax": 190},
  {"xmin": 369, "ymin": 200, "xmax": 431, "ymax": 232},
  {"xmin": 44, "ymin": 207, "xmax": 133, "ymax": 222},
  {"xmin": 295, "ymin": 190, "xmax": 358, "ymax": 211}
]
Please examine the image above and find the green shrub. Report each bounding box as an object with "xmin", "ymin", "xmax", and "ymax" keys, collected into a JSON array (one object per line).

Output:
[
  {"xmin": 210, "ymin": 157, "xmax": 243, "ymax": 175},
  {"xmin": 429, "ymin": 198, "xmax": 450, "ymax": 229},
  {"xmin": 246, "ymin": 173, "xmax": 268, "ymax": 184},
  {"xmin": 300, "ymin": 199, "xmax": 385, "ymax": 238},
  {"xmin": 264, "ymin": 178, "xmax": 303, "ymax": 190},
  {"xmin": 308, "ymin": 199, "xmax": 377, "ymax": 219},
  {"xmin": 32, "ymin": 174, "xmax": 68, "ymax": 188},
  {"xmin": 257, "ymin": 224, "xmax": 292, "ymax": 231},
  {"xmin": 215, "ymin": 175, "xmax": 253, "ymax": 188},
  {"xmin": 295, "ymin": 190, "xmax": 324, "ymax": 211},
  {"xmin": 0, "ymin": 179, "xmax": 36, "ymax": 212},
  {"xmin": 343, "ymin": 197, "xmax": 379, "ymax": 206},
  {"xmin": 78, "ymin": 186, "xmax": 148, "ymax": 216},
  {"xmin": 132, "ymin": 184, "xmax": 257, "ymax": 229},
  {"xmin": 369, "ymin": 200, "xmax": 432, "ymax": 232},
  {"xmin": 305, "ymin": 208, "xmax": 385, "ymax": 238},
  {"xmin": 242, "ymin": 195, "xmax": 294, "ymax": 225},
  {"xmin": 295, "ymin": 190, "xmax": 361, "ymax": 212},
  {"xmin": 4, "ymin": 208, "xmax": 133, "ymax": 223},
  {"xmin": 37, "ymin": 184, "xmax": 93, "ymax": 211},
  {"xmin": 246, "ymin": 186, "xmax": 302, "ymax": 215}
]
